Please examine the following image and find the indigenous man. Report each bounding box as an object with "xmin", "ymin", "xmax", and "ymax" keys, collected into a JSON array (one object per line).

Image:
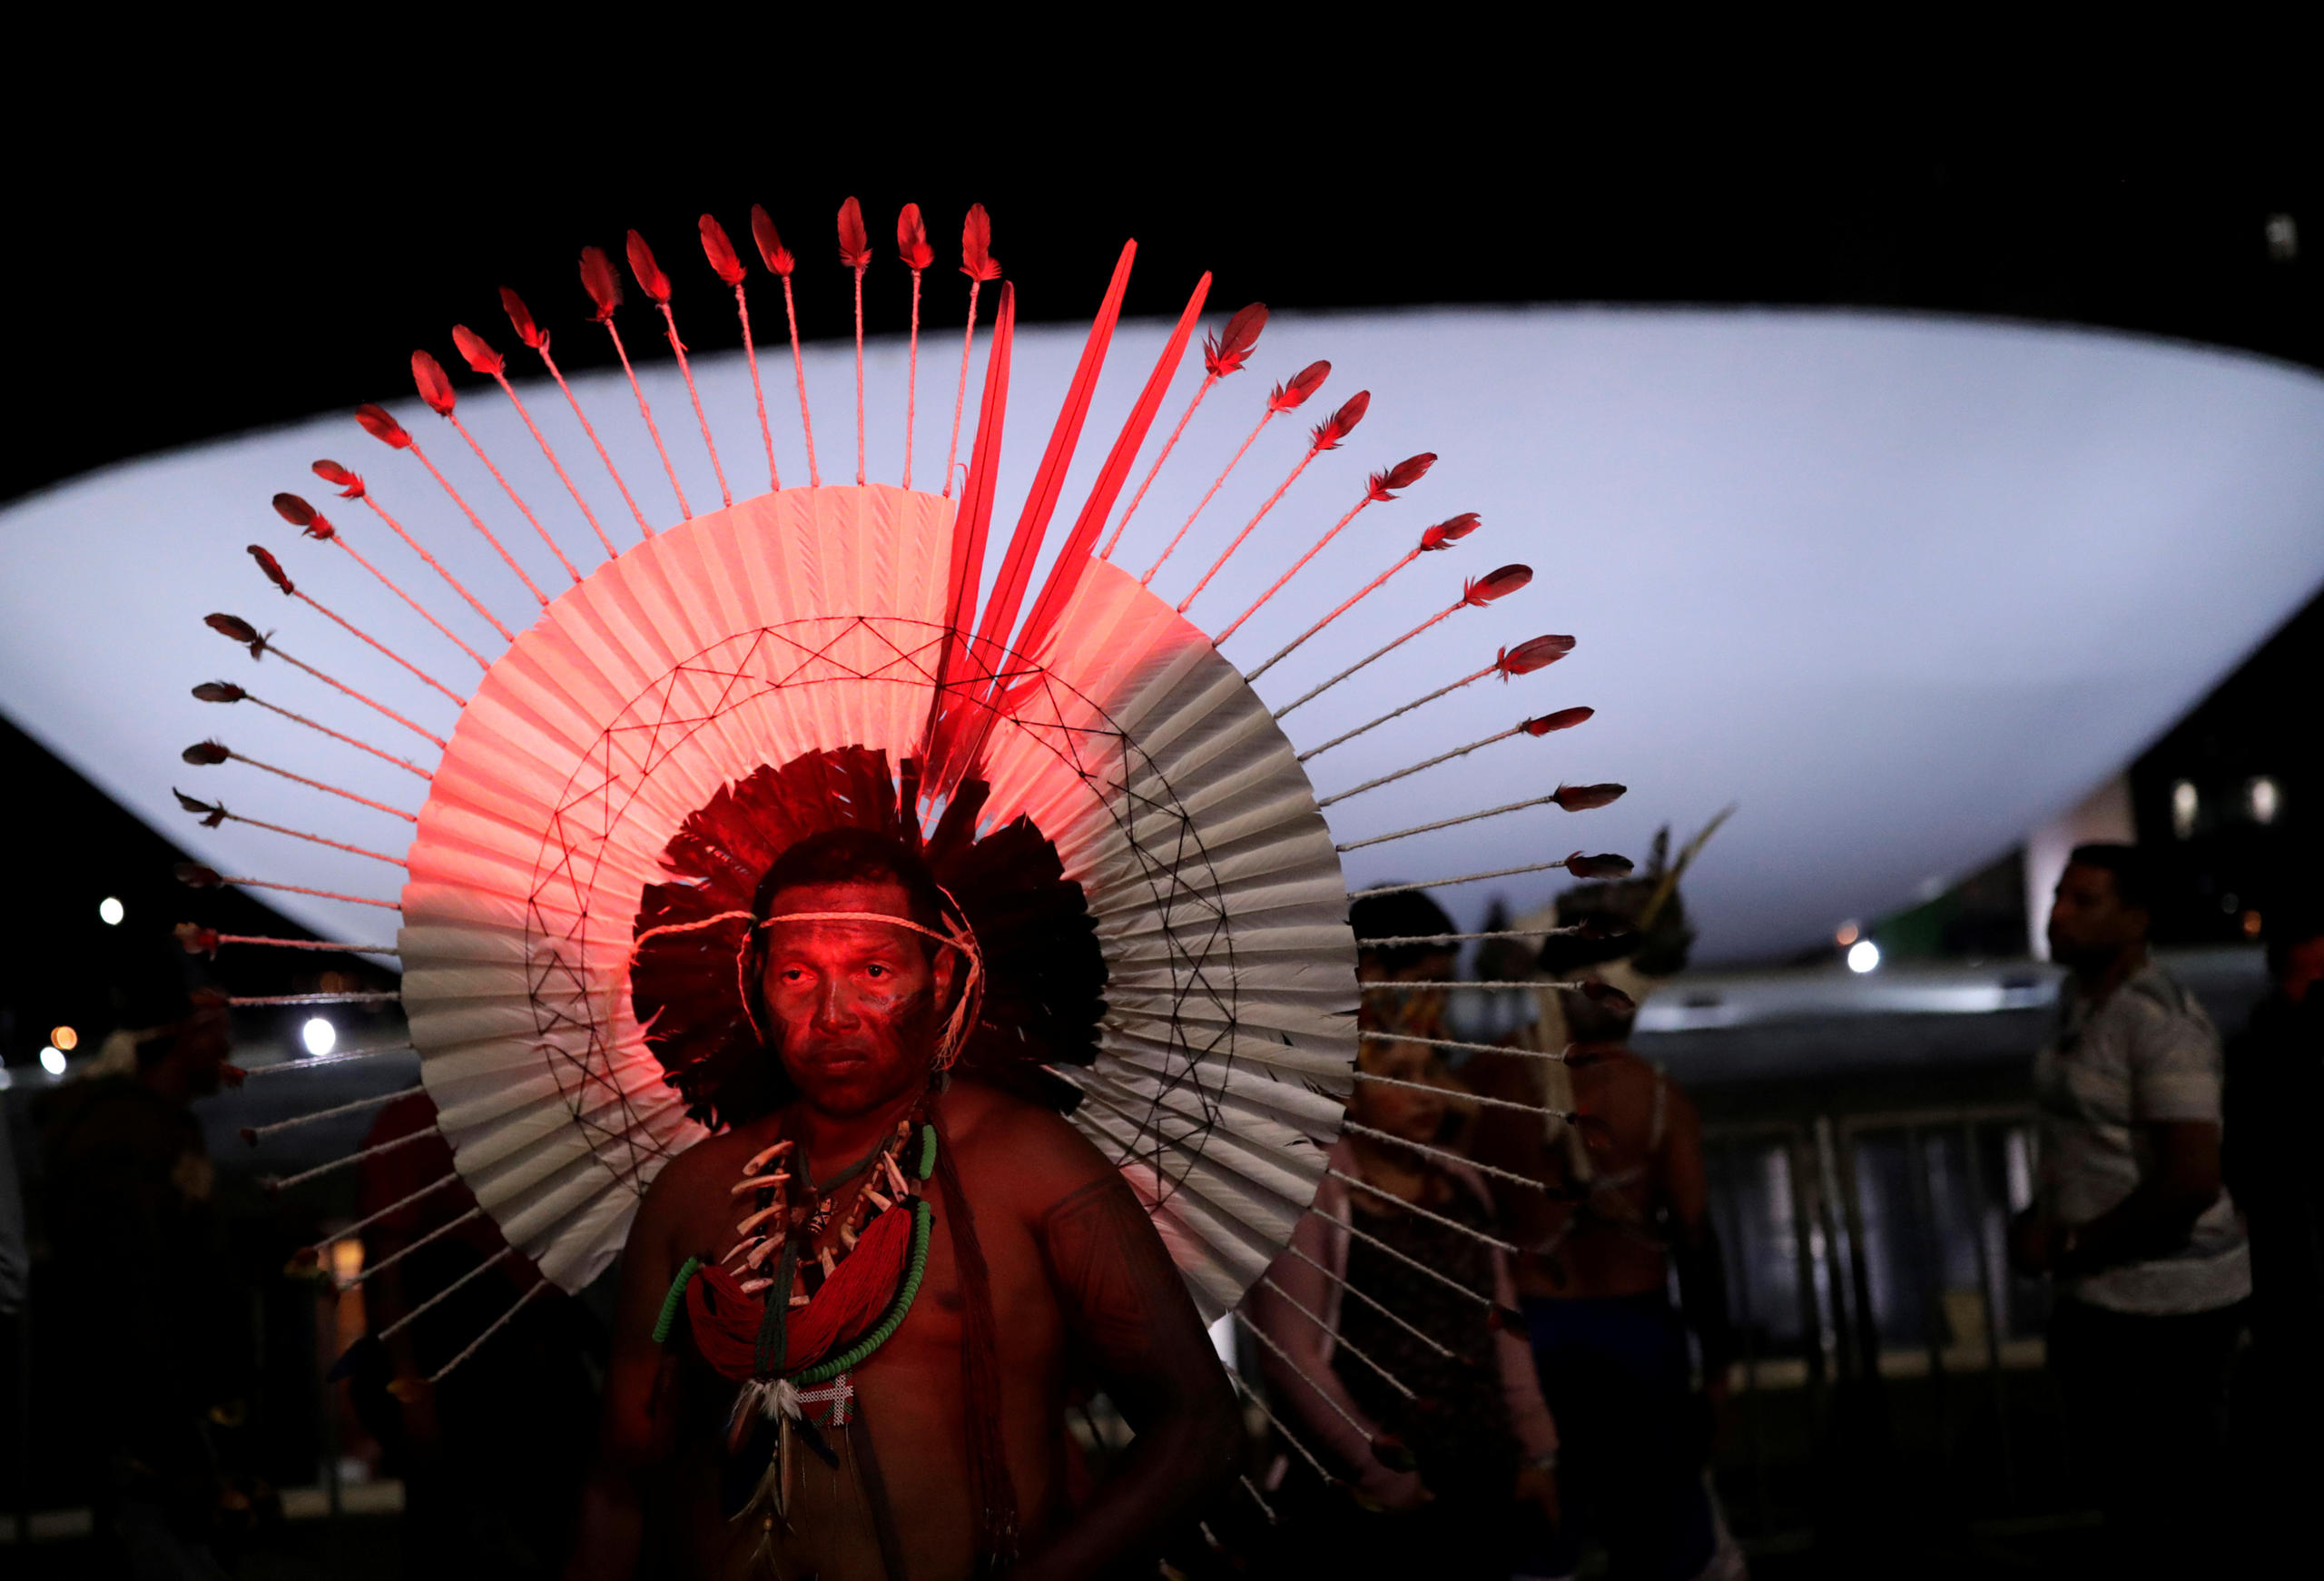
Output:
[
  {"xmin": 1466, "ymin": 833, "xmax": 1744, "ymax": 1581},
  {"xmin": 571, "ymin": 827, "xmax": 1240, "ymax": 1581}
]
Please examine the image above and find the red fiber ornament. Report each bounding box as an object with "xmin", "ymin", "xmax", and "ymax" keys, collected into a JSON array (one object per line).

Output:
[
  {"xmin": 626, "ymin": 230, "xmax": 672, "ymax": 303},
  {"xmin": 452, "ymin": 324, "xmax": 505, "ymax": 376},
  {"xmin": 960, "ymin": 203, "xmax": 1000, "ymax": 282},
  {"xmin": 1565, "ymin": 851, "xmax": 1636, "ymax": 879},
  {"xmin": 750, "ymin": 205, "xmax": 794, "ymax": 277},
  {"xmin": 205, "ymin": 613, "xmax": 267, "ymax": 657},
  {"xmin": 192, "ymin": 681, "xmax": 246, "ymax": 703},
  {"xmin": 699, "ymin": 214, "xmax": 745, "ymax": 285},
  {"xmin": 1204, "ymin": 303, "xmax": 1267, "ymax": 378},
  {"xmin": 175, "ymin": 923, "xmax": 222, "ymax": 957},
  {"xmin": 897, "ymin": 203, "xmax": 932, "ymax": 270},
  {"xmin": 1553, "ymin": 782, "xmax": 1629, "ymax": 812},
  {"xmin": 1522, "ymin": 707, "xmax": 1594, "ymax": 736},
  {"xmin": 312, "ymin": 459, "xmax": 366, "ymax": 499},
  {"xmin": 1420, "ymin": 512, "xmax": 1482, "ymax": 550},
  {"xmin": 182, "ymin": 739, "xmax": 231, "ymax": 766},
  {"xmin": 1309, "ymin": 391, "xmax": 1370, "ymax": 452},
  {"xmin": 1270, "ymin": 361, "xmax": 1329, "ymax": 412},
  {"xmin": 174, "ymin": 789, "xmax": 228, "ymax": 827},
  {"xmin": 247, "ymin": 545, "xmax": 294, "ymax": 595},
  {"xmin": 1499, "ymin": 634, "xmax": 1574, "ymax": 676},
  {"xmin": 1464, "ymin": 564, "xmax": 1533, "ymax": 605},
  {"xmin": 1366, "ymin": 451, "xmax": 1435, "ymax": 499},
  {"xmin": 354, "ymin": 404, "xmax": 412, "ymax": 450},
  {"xmin": 410, "ymin": 351, "xmax": 456, "ymax": 416},
  {"xmin": 271, "ymin": 493, "xmax": 316, "ymax": 528},
  {"xmin": 579, "ymin": 246, "xmax": 624, "ymax": 321},
  {"xmin": 175, "ymin": 861, "xmax": 224, "ymax": 887},
  {"xmin": 836, "ymin": 197, "xmax": 872, "ymax": 269},
  {"xmin": 499, "ymin": 286, "xmax": 547, "ymax": 350}
]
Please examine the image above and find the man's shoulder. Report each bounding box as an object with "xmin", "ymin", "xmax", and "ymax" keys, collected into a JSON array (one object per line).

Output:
[
  {"xmin": 2111, "ymin": 964, "xmax": 2220, "ymax": 1050},
  {"xmin": 644, "ymin": 1122, "xmax": 767, "ymax": 1206},
  {"xmin": 940, "ymin": 1080, "xmax": 1115, "ymax": 1216}
]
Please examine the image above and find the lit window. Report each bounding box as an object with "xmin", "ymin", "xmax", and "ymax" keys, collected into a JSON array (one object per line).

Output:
[
  {"xmin": 2171, "ymin": 780, "xmax": 2200, "ymax": 840},
  {"xmin": 301, "ymin": 1018, "xmax": 337, "ymax": 1057},
  {"xmin": 2249, "ymin": 776, "xmax": 2281, "ymax": 825},
  {"xmin": 98, "ymin": 895, "xmax": 125, "ymax": 926},
  {"xmin": 1846, "ymin": 939, "xmax": 1881, "ymax": 973},
  {"xmin": 39, "ymin": 1045, "xmax": 66, "ymax": 1076}
]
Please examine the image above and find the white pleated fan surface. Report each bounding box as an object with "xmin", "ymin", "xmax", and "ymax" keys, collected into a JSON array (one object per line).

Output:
[{"xmin": 399, "ymin": 483, "xmax": 1354, "ymax": 1305}]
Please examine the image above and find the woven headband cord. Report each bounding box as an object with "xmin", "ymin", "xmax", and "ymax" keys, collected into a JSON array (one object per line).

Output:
[{"xmin": 630, "ymin": 900, "xmax": 986, "ymax": 1070}]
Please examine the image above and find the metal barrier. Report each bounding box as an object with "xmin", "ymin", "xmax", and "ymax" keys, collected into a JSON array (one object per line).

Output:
[{"xmin": 1704, "ymin": 1105, "xmax": 2061, "ymax": 1535}]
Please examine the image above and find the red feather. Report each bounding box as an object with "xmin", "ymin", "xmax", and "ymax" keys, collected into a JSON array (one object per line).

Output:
[
  {"xmin": 182, "ymin": 739, "xmax": 231, "ymax": 766},
  {"xmin": 204, "ymin": 612, "xmax": 266, "ymax": 657},
  {"xmin": 273, "ymin": 494, "xmax": 332, "ymax": 539},
  {"xmin": 410, "ymin": 351, "xmax": 456, "ymax": 416},
  {"xmin": 248, "ymin": 545, "xmax": 294, "ymax": 596},
  {"xmin": 1522, "ymin": 707, "xmax": 1594, "ymax": 736},
  {"xmin": 1420, "ymin": 512, "xmax": 1482, "ymax": 550},
  {"xmin": 1270, "ymin": 361, "xmax": 1330, "ymax": 412},
  {"xmin": 354, "ymin": 404, "xmax": 412, "ymax": 450},
  {"xmin": 1553, "ymin": 782, "xmax": 1629, "ymax": 812},
  {"xmin": 626, "ymin": 230, "xmax": 672, "ymax": 303},
  {"xmin": 1015, "ymin": 271, "xmax": 1213, "ymax": 665},
  {"xmin": 897, "ymin": 203, "xmax": 933, "ymax": 271},
  {"xmin": 699, "ymin": 214, "xmax": 745, "ymax": 285},
  {"xmin": 1203, "ymin": 303, "xmax": 1267, "ymax": 378},
  {"xmin": 1365, "ymin": 450, "xmax": 1435, "ymax": 499},
  {"xmin": 176, "ymin": 862, "xmax": 225, "ymax": 887},
  {"xmin": 1309, "ymin": 390, "xmax": 1370, "ymax": 452},
  {"xmin": 750, "ymin": 205, "xmax": 794, "ymax": 277},
  {"xmin": 1464, "ymin": 564, "xmax": 1533, "ymax": 605},
  {"xmin": 1564, "ymin": 851, "xmax": 1636, "ymax": 879},
  {"xmin": 971, "ymin": 242, "xmax": 1135, "ymax": 674},
  {"xmin": 310, "ymin": 459, "xmax": 366, "ymax": 499},
  {"xmin": 192, "ymin": 681, "xmax": 245, "ymax": 703},
  {"xmin": 174, "ymin": 789, "xmax": 228, "ymax": 826},
  {"xmin": 960, "ymin": 203, "xmax": 1000, "ymax": 282},
  {"xmin": 175, "ymin": 923, "xmax": 222, "ymax": 958},
  {"xmin": 1498, "ymin": 634, "xmax": 1575, "ymax": 677},
  {"xmin": 579, "ymin": 245, "xmax": 624, "ymax": 321},
  {"xmin": 499, "ymin": 286, "xmax": 547, "ymax": 350},
  {"xmin": 452, "ymin": 323, "xmax": 504, "ymax": 376},
  {"xmin": 836, "ymin": 197, "xmax": 872, "ymax": 269}
]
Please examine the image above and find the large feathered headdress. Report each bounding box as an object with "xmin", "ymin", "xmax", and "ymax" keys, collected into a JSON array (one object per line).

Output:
[{"xmin": 169, "ymin": 200, "xmax": 1631, "ymax": 1386}]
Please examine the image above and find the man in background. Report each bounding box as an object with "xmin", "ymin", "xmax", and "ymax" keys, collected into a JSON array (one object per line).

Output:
[
  {"xmin": 39, "ymin": 995, "xmax": 253, "ymax": 1576},
  {"xmin": 2012, "ymin": 844, "xmax": 2247, "ymax": 1575}
]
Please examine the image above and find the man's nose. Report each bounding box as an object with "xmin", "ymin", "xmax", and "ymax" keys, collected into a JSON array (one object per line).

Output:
[{"xmin": 812, "ymin": 978, "xmax": 862, "ymax": 1031}]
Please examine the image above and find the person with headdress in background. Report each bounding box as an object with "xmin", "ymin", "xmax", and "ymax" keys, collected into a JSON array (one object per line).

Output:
[
  {"xmin": 1466, "ymin": 816, "xmax": 1745, "ymax": 1581},
  {"xmin": 1246, "ymin": 886, "xmax": 1562, "ymax": 1579}
]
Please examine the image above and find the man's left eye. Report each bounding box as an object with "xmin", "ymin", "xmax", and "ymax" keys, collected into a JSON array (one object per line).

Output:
[{"xmin": 866, "ymin": 963, "xmax": 887, "ymax": 978}]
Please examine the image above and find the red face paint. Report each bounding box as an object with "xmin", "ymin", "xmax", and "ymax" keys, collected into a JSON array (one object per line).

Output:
[{"xmin": 759, "ymin": 880, "xmax": 950, "ymax": 1118}]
